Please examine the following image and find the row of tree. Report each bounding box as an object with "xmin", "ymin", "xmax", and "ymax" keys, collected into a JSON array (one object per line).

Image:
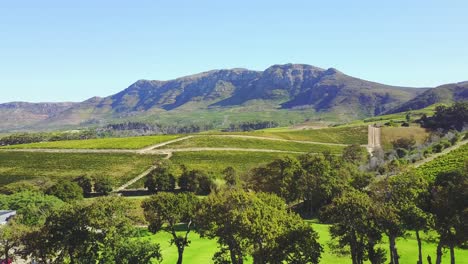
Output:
[
  {"xmin": 0, "ymin": 130, "xmax": 97, "ymax": 146},
  {"xmin": 0, "ymin": 193, "xmax": 161, "ymax": 263},
  {"xmin": 142, "ymin": 190, "xmax": 323, "ymax": 264},
  {"xmin": 222, "ymin": 121, "xmax": 279, "ymax": 132}
]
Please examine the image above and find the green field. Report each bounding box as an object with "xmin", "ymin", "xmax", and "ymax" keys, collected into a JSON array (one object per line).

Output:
[
  {"xmin": 128, "ymin": 151, "xmax": 300, "ymax": 188},
  {"xmin": 1, "ymin": 135, "xmax": 180, "ymax": 149},
  {"xmin": 159, "ymin": 136, "xmax": 346, "ymax": 153},
  {"xmin": 138, "ymin": 221, "xmax": 467, "ymax": 264},
  {"xmin": 169, "ymin": 151, "xmax": 302, "ymax": 176},
  {"xmin": 416, "ymin": 143, "xmax": 468, "ymax": 180},
  {"xmin": 209, "ymin": 126, "xmax": 368, "ymax": 144},
  {"xmin": 343, "ymin": 104, "xmax": 441, "ymax": 127},
  {"xmin": 0, "ymin": 151, "xmax": 162, "ymax": 186}
]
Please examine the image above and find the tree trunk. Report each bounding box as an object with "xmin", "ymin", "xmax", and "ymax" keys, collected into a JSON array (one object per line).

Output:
[
  {"xmin": 228, "ymin": 240, "xmax": 243, "ymax": 264},
  {"xmin": 427, "ymin": 254, "xmax": 432, "ymax": 264},
  {"xmin": 177, "ymin": 247, "xmax": 184, "ymax": 264},
  {"xmin": 4, "ymin": 244, "xmax": 9, "ymax": 263},
  {"xmin": 389, "ymin": 235, "xmax": 400, "ymax": 264},
  {"xmin": 449, "ymin": 245, "xmax": 455, "ymax": 264},
  {"xmin": 416, "ymin": 230, "xmax": 423, "ymax": 264},
  {"xmin": 435, "ymin": 241, "xmax": 443, "ymax": 264}
]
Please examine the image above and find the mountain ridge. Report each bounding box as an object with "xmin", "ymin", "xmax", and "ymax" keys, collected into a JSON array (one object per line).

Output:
[{"xmin": 1, "ymin": 63, "xmax": 465, "ymax": 132}]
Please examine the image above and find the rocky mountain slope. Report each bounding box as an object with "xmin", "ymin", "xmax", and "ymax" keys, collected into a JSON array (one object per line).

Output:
[
  {"xmin": 387, "ymin": 81, "xmax": 468, "ymax": 113},
  {"xmin": 2, "ymin": 63, "xmax": 461, "ymax": 131}
]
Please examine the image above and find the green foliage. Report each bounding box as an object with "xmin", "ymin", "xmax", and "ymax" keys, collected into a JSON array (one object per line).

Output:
[
  {"xmin": 391, "ymin": 137, "xmax": 416, "ymax": 150},
  {"xmin": 248, "ymin": 156, "xmax": 303, "ymax": 203},
  {"xmin": 20, "ymin": 196, "xmax": 147, "ymax": 263},
  {"xmin": 421, "ymin": 101, "xmax": 468, "ymax": 131},
  {"xmin": 416, "ymin": 144, "xmax": 468, "ymax": 180},
  {"xmin": 178, "ymin": 166, "xmax": 214, "ymax": 195},
  {"xmin": 94, "ymin": 175, "xmax": 115, "ymax": 195},
  {"xmin": 196, "ymin": 190, "xmax": 322, "ymax": 264},
  {"xmin": 46, "ymin": 180, "xmax": 84, "ymax": 202},
  {"xmin": 342, "ymin": 144, "xmax": 368, "ymax": 164},
  {"xmin": 145, "ymin": 161, "xmax": 176, "ymax": 193},
  {"xmin": 74, "ymin": 175, "xmax": 93, "ymax": 195},
  {"xmin": 429, "ymin": 169, "xmax": 468, "ymax": 257},
  {"xmin": 142, "ymin": 192, "xmax": 198, "ymax": 264},
  {"xmin": 222, "ymin": 166, "xmax": 239, "ymax": 187},
  {"xmin": 0, "ymin": 191, "xmax": 64, "ymax": 226},
  {"xmin": 324, "ymin": 190, "xmax": 385, "ymax": 264},
  {"xmin": 115, "ymin": 239, "xmax": 162, "ymax": 264}
]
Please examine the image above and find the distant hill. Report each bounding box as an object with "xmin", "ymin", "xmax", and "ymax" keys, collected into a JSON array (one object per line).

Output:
[
  {"xmin": 0, "ymin": 102, "xmax": 76, "ymax": 131},
  {"xmin": 387, "ymin": 81, "xmax": 468, "ymax": 113},
  {"xmin": 0, "ymin": 63, "xmax": 444, "ymax": 132}
]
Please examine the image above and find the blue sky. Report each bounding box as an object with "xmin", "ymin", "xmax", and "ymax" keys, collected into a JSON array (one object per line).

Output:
[{"xmin": 1, "ymin": 0, "xmax": 467, "ymax": 103}]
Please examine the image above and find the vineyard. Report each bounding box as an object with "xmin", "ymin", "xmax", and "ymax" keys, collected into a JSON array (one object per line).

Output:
[{"xmin": 415, "ymin": 143, "xmax": 468, "ymax": 179}]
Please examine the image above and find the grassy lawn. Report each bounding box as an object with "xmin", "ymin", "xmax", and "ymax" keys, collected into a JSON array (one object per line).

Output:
[
  {"xmin": 0, "ymin": 151, "xmax": 162, "ymax": 186},
  {"xmin": 137, "ymin": 222, "xmax": 467, "ymax": 264},
  {"xmin": 213, "ymin": 126, "xmax": 368, "ymax": 144},
  {"xmin": 380, "ymin": 126, "xmax": 430, "ymax": 150},
  {"xmin": 1, "ymin": 135, "xmax": 180, "ymax": 149},
  {"xmin": 159, "ymin": 136, "xmax": 346, "ymax": 153}
]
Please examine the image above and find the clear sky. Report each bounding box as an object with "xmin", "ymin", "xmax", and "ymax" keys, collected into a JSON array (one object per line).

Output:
[{"xmin": 1, "ymin": 0, "xmax": 467, "ymax": 103}]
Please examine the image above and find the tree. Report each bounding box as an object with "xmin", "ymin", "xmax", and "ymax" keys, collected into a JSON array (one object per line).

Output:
[
  {"xmin": 0, "ymin": 191, "xmax": 64, "ymax": 226},
  {"xmin": 324, "ymin": 190, "xmax": 385, "ymax": 264},
  {"xmin": 248, "ymin": 156, "xmax": 303, "ymax": 203},
  {"xmin": 20, "ymin": 196, "xmax": 146, "ymax": 264},
  {"xmin": 178, "ymin": 166, "xmax": 214, "ymax": 195},
  {"xmin": 429, "ymin": 169, "xmax": 467, "ymax": 264},
  {"xmin": 342, "ymin": 144, "xmax": 368, "ymax": 165},
  {"xmin": 142, "ymin": 192, "xmax": 198, "ymax": 264},
  {"xmin": 46, "ymin": 180, "xmax": 84, "ymax": 202},
  {"xmin": 196, "ymin": 190, "xmax": 322, "ymax": 264},
  {"xmin": 94, "ymin": 176, "xmax": 114, "ymax": 195},
  {"xmin": 391, "ymin": 137, "xmax": 416, "ymax": 151},
  {"xmin": 115, "ymin": 240, "xmax": 162, "ymax": 264},
  {"xmin": 297, "ymin": 153, "xmax": 347, "ymax": 216},
  {"xmin": 145, "ymin": 161, "xmax": 176, "ymax": 193},
  {"xmin": 74, "ymin": 175, "xmax": 93, "ymax": 196},
  {"xmin": 370, "ymin": 172, "xmax": 431, "ymax": 264},
  {"xmin": 0, "ymin": 217, "xmax": 28, "ymax": 263},
  {"xmin": 223, "ymin": 166, "xmax": 239, "ymax": 187}
]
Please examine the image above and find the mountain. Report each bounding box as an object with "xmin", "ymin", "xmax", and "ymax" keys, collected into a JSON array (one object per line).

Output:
[
  {"xmin": 387, "ymin": 81, "xmax": 468, "ymax": 113},
  {"xmin": 0, "ymin": 64, "xmax": 433, "ymax": 131},
  {"xmin": 0, "ymin": 102, "xmax": 76, "ymax": 131}
]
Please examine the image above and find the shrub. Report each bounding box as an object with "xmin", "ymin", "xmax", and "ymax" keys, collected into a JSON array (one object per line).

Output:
[
  {"xmin": 94, "ymin": 176, "xmax": 115, "ymax": 195},
  {"xmin": 432, "ymin": 144, "xmax": 443, "ymax": 153},
  {"xmin": 46, "ymin": 180, "xmax": 84, "ymax": 202}
]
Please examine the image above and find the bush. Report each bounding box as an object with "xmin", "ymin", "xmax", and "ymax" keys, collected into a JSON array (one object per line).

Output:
[
  {"xmin": 94, "ymin": 176, "xmax": 115, "ymax": 195},
  {"xmin": 424, "ymin": 148, "xmax": 433, "ymax": 157},
  {"xmin": 432, "ymin": 143, "xmax": 444, "ymax": 153},
  {"xmin": 440, "ymin": 139, "xmax": 451, "ymax": 149},
  {"xmin": 392, "ymin": 137, "xmax": 416, "ymax": 150},
  {"xmin": 178, "ymin": 167, "xmax": 214, "ymax": 195},
  {"xmin": 396, "ymin": 148, "xmax": 409, "ymax": 158},
  {"xmin": 145, "ymin": 165, "xmax": 176, "ymax": 193},
  {"xmin": 74, "ymin": 175, "xmax": 93, "ymax": 196},
  {"xmin": 46, "ymin": 180, "xmax": 83, "ymax": 202}
]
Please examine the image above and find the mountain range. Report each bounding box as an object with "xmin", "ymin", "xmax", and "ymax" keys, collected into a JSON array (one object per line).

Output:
[{"xmin": 1, "ymin": 64, "xmax": 466, "ymax": 132}]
